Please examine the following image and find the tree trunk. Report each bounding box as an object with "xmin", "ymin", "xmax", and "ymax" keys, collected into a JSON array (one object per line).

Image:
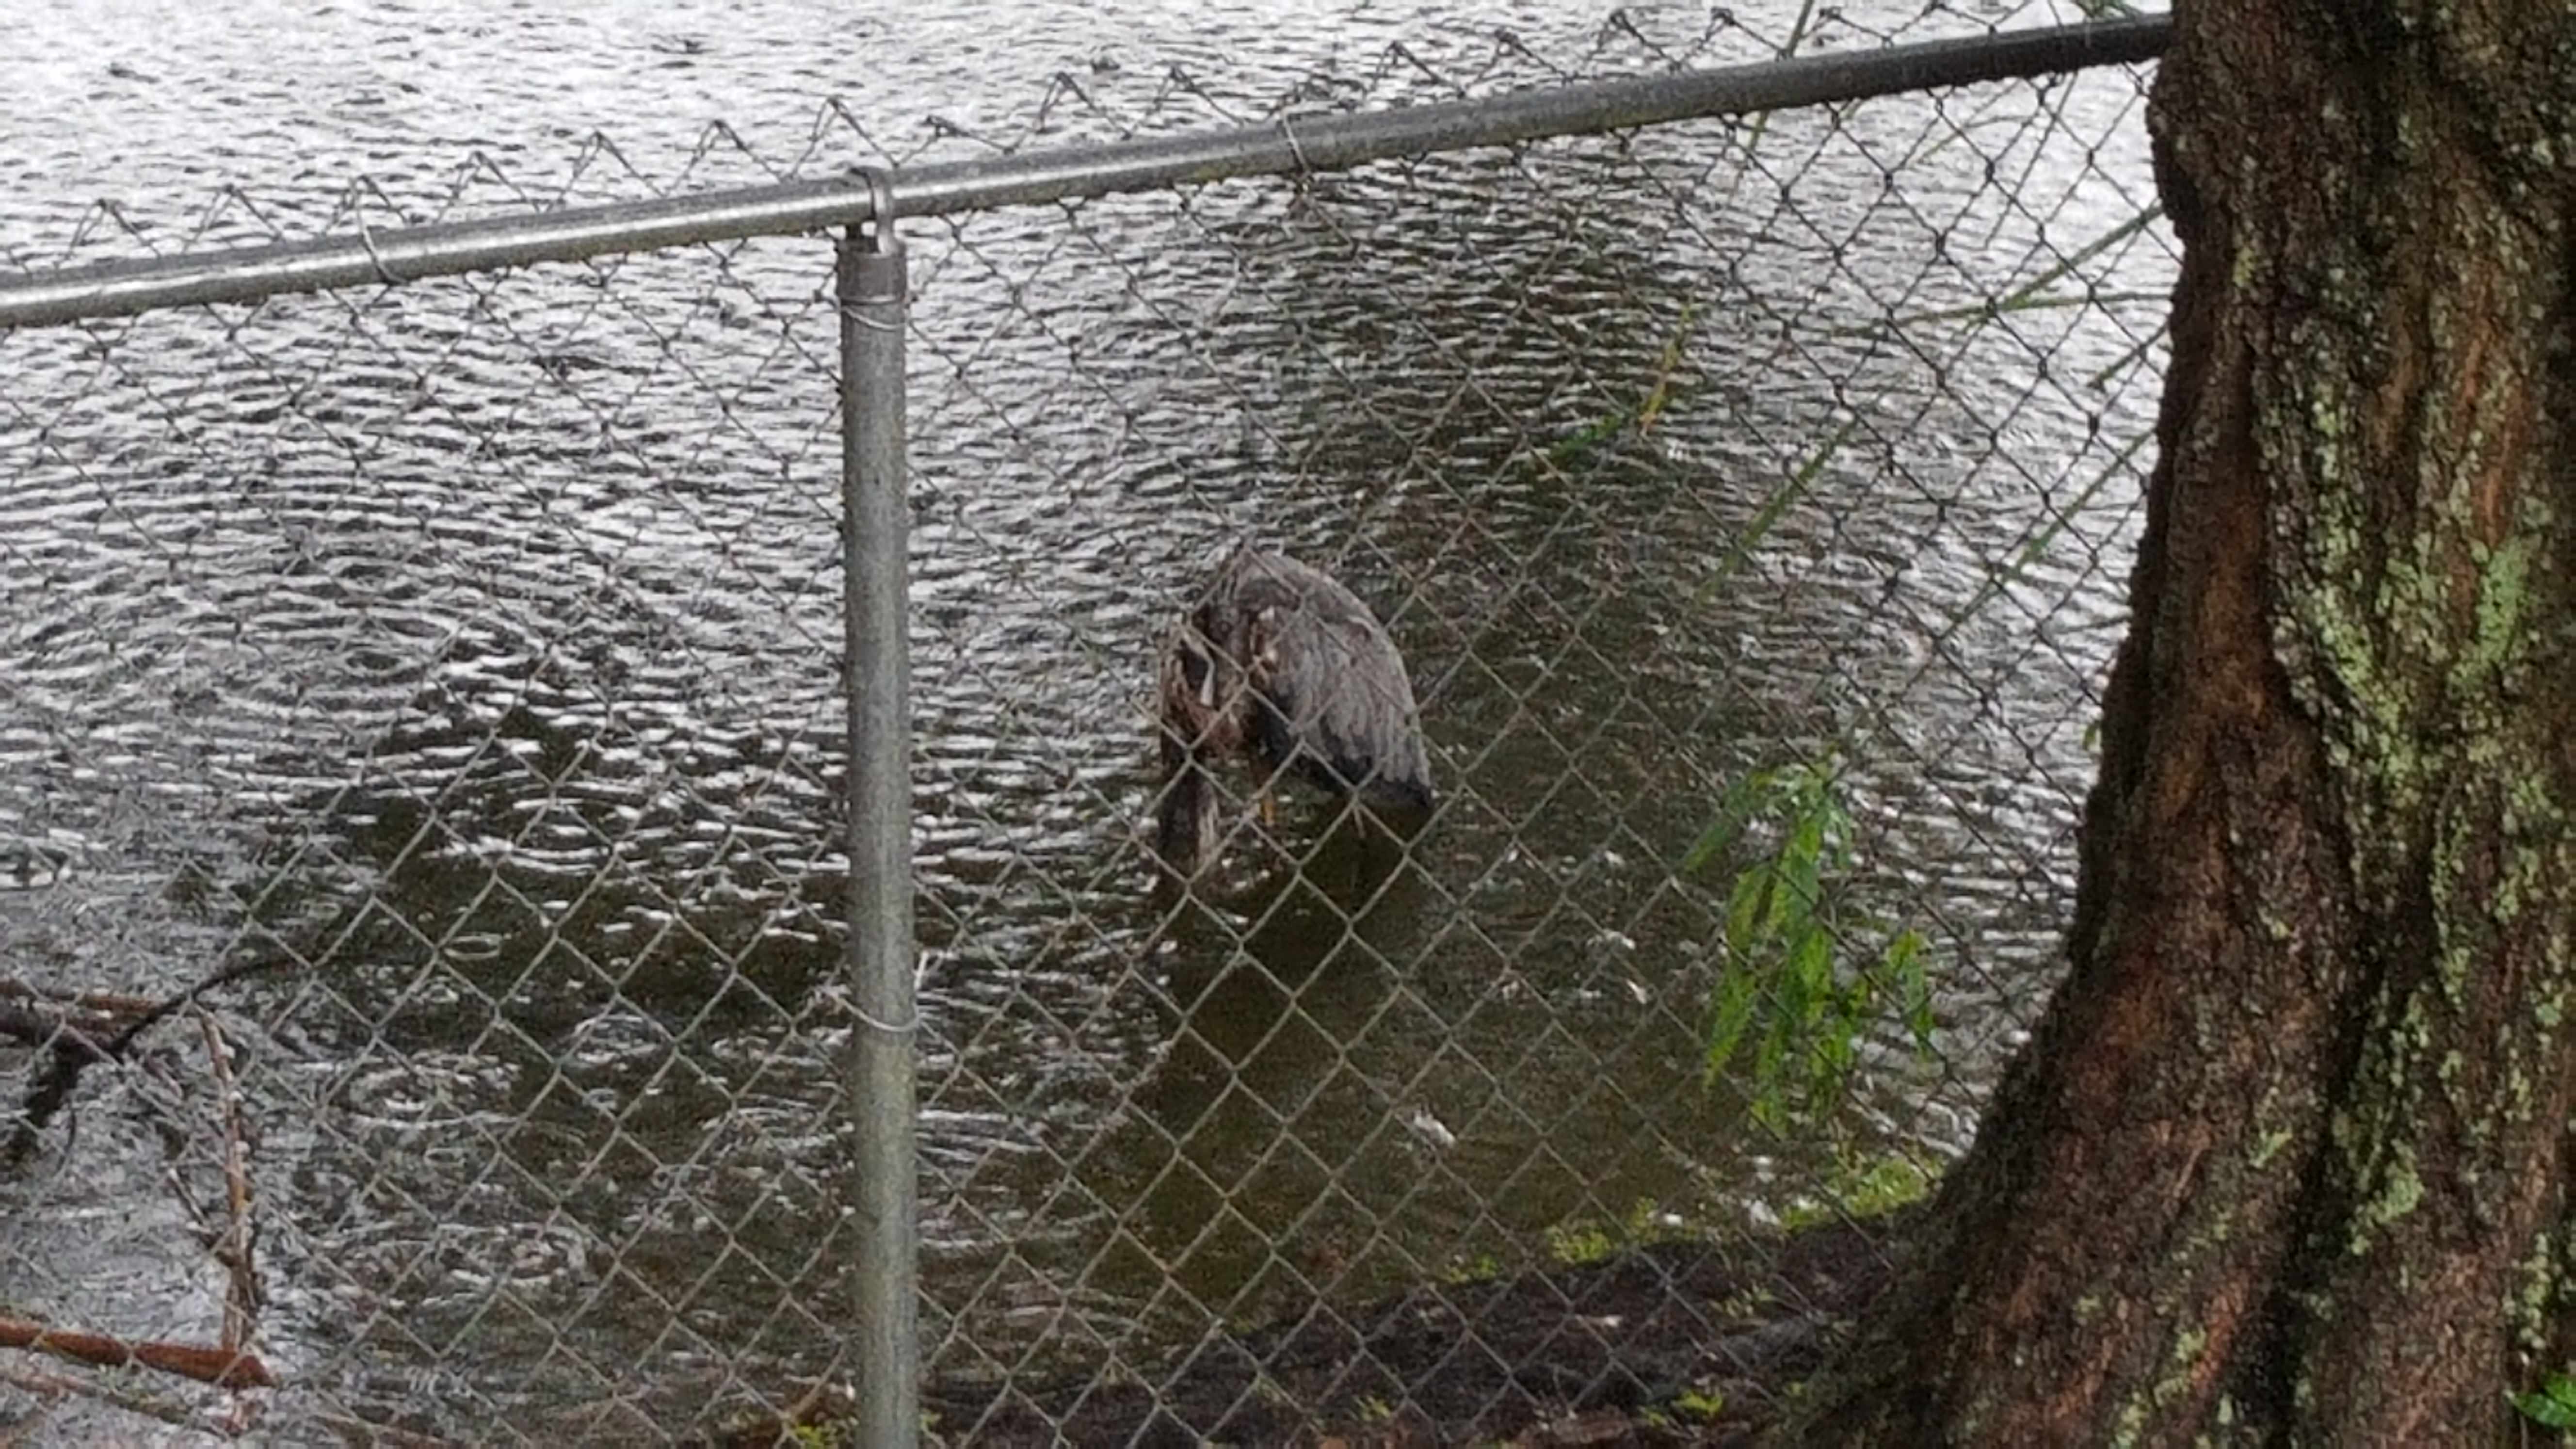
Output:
[{"xmin": 1795, "ymin": 1, "xmax": 2576, "ymax": 1442}]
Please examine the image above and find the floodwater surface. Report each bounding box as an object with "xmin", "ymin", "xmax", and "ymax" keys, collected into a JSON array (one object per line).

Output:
[{"xmin": 0, "ymin": 1, "xmax": 2170, "ymax": 1440}]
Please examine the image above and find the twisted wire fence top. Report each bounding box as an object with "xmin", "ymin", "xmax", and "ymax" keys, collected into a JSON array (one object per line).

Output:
[
  {"xmin": 2, "ymin": 6, "xmax": 2172, "ymax": 1443},
  {"xmin": 0, "ymin": 16, "xmax": 2164, "ymax": 327}
]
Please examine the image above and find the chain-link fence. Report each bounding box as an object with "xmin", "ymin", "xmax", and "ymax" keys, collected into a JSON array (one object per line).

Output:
[{"xmin": 1, "ymin": 9, "xmax": 2172, "ymax": 1444}]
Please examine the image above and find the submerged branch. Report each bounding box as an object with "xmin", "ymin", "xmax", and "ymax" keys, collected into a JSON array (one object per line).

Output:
[
  {"xmin": 0, "ymin": 1313, "xmax": 277, "ymax": 1390},
  {"xmin": 0, "ymin": 1362, "xmax": 209, "ymax": 1435},
  {"xmin": 6, "ymin": 953, "xmax": 292, "ymax": 1164}
]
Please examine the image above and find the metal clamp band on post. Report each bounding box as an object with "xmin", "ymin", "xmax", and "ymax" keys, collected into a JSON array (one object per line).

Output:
[
  {"xmin": 837, "ymin": 165, "xmax": 918, "ymax": 1448},
  {"xmin": 856, "ymin": 164, "xmax": 905, "ymax": 258}
]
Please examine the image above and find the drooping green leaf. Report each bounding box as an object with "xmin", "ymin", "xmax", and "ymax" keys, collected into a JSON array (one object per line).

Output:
[
  {"xmin": 2512, "ymin": 1374, "xmax": 2576, "ymax": 1429},
  {"xmin": 1887, "ymin": 929, "xmax": 1934, "ymax": 1049},
  {"xmin": 1703, "ymin": 958, "xmax": 1763, "ymax": 1086}
]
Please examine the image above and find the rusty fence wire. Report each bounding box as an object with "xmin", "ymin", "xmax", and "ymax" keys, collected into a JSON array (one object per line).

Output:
[{"xmin": 1, "ymin": 10, "xmax": 2172, "ymax": 1445}]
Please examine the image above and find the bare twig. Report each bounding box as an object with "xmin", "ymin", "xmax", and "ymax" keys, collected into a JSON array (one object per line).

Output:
[
  {"xmin": 195, "ymin": 1008, "xmax": 261, "ymax": 1355},
  {"xmin": 7, "ymin": 953, "xmax": 292, "ymax": 1164},
  {"xmin": 0, "ymin": 1313, "xmax": 278, "ymax": 1390},
  {"xmin": 99, "ymin": 955, "xmax": 295, "ymax": 1060},
  {"xmin": 0, "ymin": 978, "xmax": 161, "ymax": 1019},
  {"xmin": 0, "ymin": 1004, "xmax": 114, "ymax": 1057},
  {"xmin": 311, "ymin": 1411, "xmax": 469, "ymax": 1448},
  {"xmin": 0, "ymin": 1361, "xmax": 210, "ymax": 1434}
]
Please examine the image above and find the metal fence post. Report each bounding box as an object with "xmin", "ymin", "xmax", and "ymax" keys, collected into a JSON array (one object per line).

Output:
[{"xmin": 839, "ymin": 174, "xmax": 917, "ymax": 1448}]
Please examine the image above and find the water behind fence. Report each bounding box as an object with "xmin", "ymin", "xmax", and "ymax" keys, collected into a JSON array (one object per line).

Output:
[{"xmin": 1, "ymin": 10, "xmax": 2172, "ymax": 1444}]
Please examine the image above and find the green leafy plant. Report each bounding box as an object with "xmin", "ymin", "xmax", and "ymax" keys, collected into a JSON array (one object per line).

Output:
[
  {"xmin": 1544, "ymin": 1198, "xmax": 1697, "ymax": 1267},
  {"xmin": 1547, "ymin": 301, "xmax": 1699, "ymax": 465},
  {"xmin": 1546, "ymin": 1219, "xmax": 1617, "ymax": 1267},
  {"xmin": 1671, "ymin": 1386, "xmax": 1728, "ymax": 1423},
  {"xmin": 1439, "ymin": 1251, "xmax": 1504, "ymax": 1285},
  {"xmin": 1683, "ymin": 756, "xmax": 1934, "ymax": 1132},
  {"xmin": 2514, "ymin": 1370, "xmax": 2576, "ymax": 1430},
  {"xmin": 1779, "ymin": 1143, "xmax": 1939, "ymax": 1231}
]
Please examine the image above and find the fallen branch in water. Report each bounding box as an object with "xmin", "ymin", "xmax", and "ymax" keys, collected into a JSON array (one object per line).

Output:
[
  {"xmin": 0, "ymin": 1313, "xmax": 278, "ymax": 1390},
  {"xmin": 0, "ymin": 1003, "xmax": 114, "ymax": 1058},
  {"xmin": 0, "ymin": 1362, "xmax": 207, "ymax": 1436},
  {"xmin": 0, "ymin": 979, "xmax": 161, "ymax": 1019},
  {"xmin": 196, "ymin": 1007, "xmax": 262, "ymax": 1355},
  {"xmin": 6, "ymin": 953, "xmax": 292, "ymax": 1164}
]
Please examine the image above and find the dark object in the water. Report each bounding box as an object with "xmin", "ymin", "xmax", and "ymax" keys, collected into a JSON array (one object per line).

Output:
[{"xmin": 1154, "ymin": 547, "xmax": 1433, "ymax": 877}]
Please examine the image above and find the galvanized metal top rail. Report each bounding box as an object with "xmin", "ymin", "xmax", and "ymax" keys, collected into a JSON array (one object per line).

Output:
[{"xmin": 0, "ymin": 14, "xmax": 2167, "ymax": 330}]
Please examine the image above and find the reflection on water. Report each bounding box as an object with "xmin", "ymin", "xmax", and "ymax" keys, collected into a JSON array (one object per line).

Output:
[{"xmin": 0, "ymin": 3, "xmax": 2168, "ymax": 1438}]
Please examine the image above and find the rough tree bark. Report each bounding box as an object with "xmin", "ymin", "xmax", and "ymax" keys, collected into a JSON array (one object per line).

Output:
[{"xmin": 1794, "ymin": 0, "xmax": 2576, "ymax": 1442}]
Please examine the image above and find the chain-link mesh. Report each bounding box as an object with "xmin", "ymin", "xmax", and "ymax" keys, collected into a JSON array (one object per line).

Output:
[{"xmin": 1, "ymin": 10, "xmax": 2169, "ymax": 1444}]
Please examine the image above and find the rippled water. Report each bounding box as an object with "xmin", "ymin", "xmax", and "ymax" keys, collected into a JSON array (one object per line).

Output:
[{"xmin": 1, "ymin": 1, "xmax": 2169, "ymax": 1440}]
